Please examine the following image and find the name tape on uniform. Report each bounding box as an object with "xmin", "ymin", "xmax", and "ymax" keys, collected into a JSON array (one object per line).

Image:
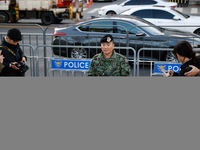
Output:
[
  {"xmin": 52, "ymin": 59, "xmax": 91, "ymax": 70},
  {"xmin": 154, "ymin": 62, "xmax": 181, "ymax": 74}
]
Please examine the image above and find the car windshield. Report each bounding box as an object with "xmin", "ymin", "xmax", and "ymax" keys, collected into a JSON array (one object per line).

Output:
[
  {"xmin": 171, "ymin": 8, "xmax": 190, "ymax": 19},
  {"xmin": 135, "ymin": 17, "xmax": 165, "ymax": 35},
  {"xmin": 77, "ymin": 17, "xmax": 164, "ymax": 35},
  {"xmin": 141, "ymin": 26, "xmax": 164, "ymax": 35}
]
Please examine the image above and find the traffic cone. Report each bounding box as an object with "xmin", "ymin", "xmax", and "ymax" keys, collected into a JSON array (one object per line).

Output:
[
  {"xmin": 86, "ymin": 0, "xmax": 90, "ymax": 8},
  {"xmin": 90, "ymin": 0, "xmax": 93, "ymax": 5}
]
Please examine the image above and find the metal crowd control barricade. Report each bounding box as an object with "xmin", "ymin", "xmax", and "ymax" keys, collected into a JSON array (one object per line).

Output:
[
  {"xmin": 0, "ymin": 31, "xmax": 48, "ymax": 77},
  {"xmin": 137, "ymin": 48, "xmax": 174, "ymax": 76},
  {"xmin": 150, "ymin": 61, "xmax": 182, "ymax": 76},
  {"xmin": 20, "ymin": 44, "xmax": 36, "ymax": 77},
  {"xmin": 137, "ymin": 48, "xmax": 200, "ymax": 76},
  {"xmin": 47, "ymin": 57, "xmax": 91, "ymax": 77},
  {"xmin": 35, "ymin": 45, "xmax": 136, "ymax": 77}
]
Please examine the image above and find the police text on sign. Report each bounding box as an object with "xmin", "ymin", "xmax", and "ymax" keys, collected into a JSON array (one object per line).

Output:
[
  {"xmin": 154, "ymin": 62, "xmax": 182, "ymax": 74},
  {"xmin": 52, "ymin": 59, "xmax": 91, "ymax": 71}
]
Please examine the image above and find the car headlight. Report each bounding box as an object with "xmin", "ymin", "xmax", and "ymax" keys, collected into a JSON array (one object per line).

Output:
[{"xmin": 99, "ymin": 9, "xmax": 104, "ymax": 12}]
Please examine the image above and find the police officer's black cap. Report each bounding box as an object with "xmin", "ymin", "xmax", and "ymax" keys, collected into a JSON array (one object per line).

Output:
[{"xmin": 100, "ymin": 34, "xmax": 114, "ymax": 43}]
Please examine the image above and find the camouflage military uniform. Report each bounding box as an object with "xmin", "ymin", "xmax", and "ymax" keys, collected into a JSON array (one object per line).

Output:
[
  {"xmin": 87, "ymin": 50, "xmax": 131, "ymax": 76},
  {"xmin": 0, "ymin": 63, "xmax": 4, "ymax": 72}
]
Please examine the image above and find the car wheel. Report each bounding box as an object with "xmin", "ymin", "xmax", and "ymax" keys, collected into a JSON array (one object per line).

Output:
[
  {"xmin": 194, "ymin": 29, "xmax": 200, "ymax": 36},
  {"xmin": 163, "ymin": 51, "xmax": 178, "ymax": 62},
  {"xmin": 106, "ymin": 11, "xmax": 116, "ymax": 16},
  {"xmin": 0, "ymin": 12, "xmax": 9, "ymax": 23},
  {"xmin": 41, "ymin": 12, "xmax": 56, "ymax": 25},
  {"xmin": 70, "ymin": 48, "xmax": 88, "ymax": 59}
]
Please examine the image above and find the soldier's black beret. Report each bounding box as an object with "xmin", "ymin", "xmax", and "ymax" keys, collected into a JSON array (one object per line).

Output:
[{"xmin": 100, "ymin": 34, "xmax": 114, "ymax": 43}]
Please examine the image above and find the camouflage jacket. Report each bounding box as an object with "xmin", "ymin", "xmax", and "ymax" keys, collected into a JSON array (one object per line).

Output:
[
  {"xmin": 0, "ymin": 63, "xmax": 4, "ymax": 72},
  {"xmin": 87, "ymin": 50, "xmax": 131, "ymax": 76}
]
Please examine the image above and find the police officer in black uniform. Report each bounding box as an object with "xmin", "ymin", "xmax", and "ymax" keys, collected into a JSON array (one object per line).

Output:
[{"xmin": 0, "ymin": 28, "xmax": 27, "ymax": 76}]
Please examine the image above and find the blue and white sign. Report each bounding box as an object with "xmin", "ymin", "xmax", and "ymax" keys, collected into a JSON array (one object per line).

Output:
[
  {"xmin": 154, "ymin": 62, "xmax": 182, "ymax": 74},
  {"xmin": 52, "ymin": 59, "xmax": 91, "ymax": 71}
]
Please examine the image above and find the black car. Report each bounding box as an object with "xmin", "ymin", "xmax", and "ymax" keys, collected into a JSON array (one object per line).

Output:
[{"xmin": 52, "ymin": 16, "xmax": 200, "ymax": 61}]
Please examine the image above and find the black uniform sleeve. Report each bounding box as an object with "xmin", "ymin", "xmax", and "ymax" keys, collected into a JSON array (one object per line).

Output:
[
  {"xmin": 18, "ymin": 46, "xmax": 27, "ymax": 60},
  {"xmin": 3, "ymin": 62, "xmax": 10, "ymax": 68},
  {"xmin": 173, "ymin": 72, "xmax": 179, "ymax": 76}
]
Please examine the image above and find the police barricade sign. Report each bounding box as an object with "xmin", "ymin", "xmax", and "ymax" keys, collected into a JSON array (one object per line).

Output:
[
  {"xmin": 154, "ymin": 62, "xmax": 182, "ymax": 74},
  {"xmin": 52, "ymin": 59, "xmax": 91, "ymax": 71}
]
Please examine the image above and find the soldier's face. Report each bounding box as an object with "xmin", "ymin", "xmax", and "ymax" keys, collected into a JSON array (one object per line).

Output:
[{"xmin": 101, "ymin": 42, "xmax": 114, "ymax": 56}]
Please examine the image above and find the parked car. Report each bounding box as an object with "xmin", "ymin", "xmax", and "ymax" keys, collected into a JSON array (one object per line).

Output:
[
  {"xmin": 120, "ymin": 6, "xmax": 200, "ymax": 35},
  {"xmin": 98, "ymin": 0, "xmax": 177, "ymax": 16},
  {"xmin": 51, "ymin": 16, "xmax": 200, "ymax": 62}
]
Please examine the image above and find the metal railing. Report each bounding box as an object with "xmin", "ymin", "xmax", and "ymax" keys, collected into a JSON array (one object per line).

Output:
[
  {"xmin": 137, "ymin": 47, "xmax": 200, "ymax": 76},
  {"xmin": 17, "ymin": 44, "xmax": 36, "ymax": 77},
  {"xmin": 35, "ymin": 45, "xmax": 136, "ymax": 77},
  {"xmin": 1, "ymin": 24, "xmax": 200, "ymax": 77}
]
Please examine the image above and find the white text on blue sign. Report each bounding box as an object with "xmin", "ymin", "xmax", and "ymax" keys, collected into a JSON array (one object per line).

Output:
[
  {"xmin": 154, "ymin": 62, "xmax": 181, "ymax": 74},
  {"xmin": 52, "ymin": 60, "xmax": 91, "ymax": 71}
]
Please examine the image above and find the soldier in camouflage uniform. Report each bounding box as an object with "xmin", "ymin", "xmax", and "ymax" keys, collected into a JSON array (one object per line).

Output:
[{"xmin": 87, "ymin": 34, "xmax": 131, "ymax": 76}]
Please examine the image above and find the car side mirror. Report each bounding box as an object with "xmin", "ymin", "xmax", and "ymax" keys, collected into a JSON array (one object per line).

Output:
[{"xmin": 173, "ymin": 16, "xmax": 180, "ymax": 21}]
